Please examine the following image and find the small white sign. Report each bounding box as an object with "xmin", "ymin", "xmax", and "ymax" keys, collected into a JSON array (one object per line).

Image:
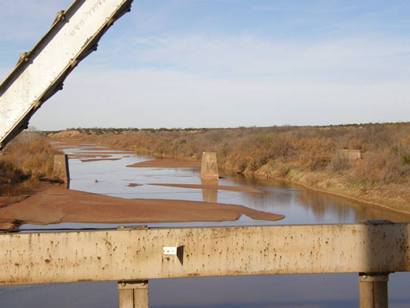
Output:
[{"xmin": 163, "ymin": 246, "xmax": 178, "ymax": 255}]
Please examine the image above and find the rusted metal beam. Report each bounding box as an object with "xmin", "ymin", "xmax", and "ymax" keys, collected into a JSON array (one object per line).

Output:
[{"xmin": 0, "ymin": 223, "xmax": 409, "ymax": 285}]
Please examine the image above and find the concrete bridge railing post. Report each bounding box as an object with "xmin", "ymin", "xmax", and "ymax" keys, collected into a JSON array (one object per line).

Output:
[
  {"xmin": 118, "ymin": 280, "xmax": 149, "ymax": 308},
  {"xmin": 359, "ymin": 273, "xmax": 389, "ymax": 308}
]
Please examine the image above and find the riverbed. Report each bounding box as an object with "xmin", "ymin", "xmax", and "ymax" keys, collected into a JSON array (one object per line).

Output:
[{"xmin": 1, "ymin": 145, "xmax": 410, "ymax": 307}]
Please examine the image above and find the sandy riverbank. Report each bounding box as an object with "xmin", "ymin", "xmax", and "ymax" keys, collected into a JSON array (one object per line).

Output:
[{"xmin": 0, "ymin": 187, "xmax": 284, "ymax": 230}]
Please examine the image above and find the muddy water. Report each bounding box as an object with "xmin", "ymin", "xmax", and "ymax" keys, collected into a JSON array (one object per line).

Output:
[{"xmin": 2, "ymin": 146, "xmax": 410, "ymax": 307}]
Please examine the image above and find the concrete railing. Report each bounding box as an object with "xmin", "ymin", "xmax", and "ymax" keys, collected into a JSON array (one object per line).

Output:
[{"xmin": 0, "ymin": 222, "xmax": 408, "ymax": 307}]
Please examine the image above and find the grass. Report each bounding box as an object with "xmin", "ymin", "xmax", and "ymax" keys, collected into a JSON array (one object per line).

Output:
[{"xmin": 0, "ymin": 132, "xmax": 58, "ymax": 195}]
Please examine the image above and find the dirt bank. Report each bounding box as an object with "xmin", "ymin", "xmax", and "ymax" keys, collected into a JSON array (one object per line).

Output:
[{"xmin": 0, "ymin": 187, "xmax": 284, "ymax": 230}]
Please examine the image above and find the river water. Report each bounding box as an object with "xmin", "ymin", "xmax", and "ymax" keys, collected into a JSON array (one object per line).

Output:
[{"xmin": 1, "ymin": 146, "xmax": 410, "ymax": 307}]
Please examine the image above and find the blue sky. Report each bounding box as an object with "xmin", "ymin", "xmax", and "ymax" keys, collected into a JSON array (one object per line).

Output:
[{"xmin": 1, "ymin": 0, "xmax": 409, "ymax": 129}]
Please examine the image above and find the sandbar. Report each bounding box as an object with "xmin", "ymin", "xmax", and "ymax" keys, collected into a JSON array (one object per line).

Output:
[
  {"xmin": 0, "ymin": 187, "xmax": 284, "ymax": 230},
  {"xmin": 127, "ymin": 159, "xmax": 200, "ymax": 169},
  {"xmin": 79, "ymin": 151, "xmax": 133, "ymax": 155},
  {"xmin": 149, "ymin": 183, "xmax": 262, "ymax": 193},
  {"xmin": 69, "ymin": 154, "xmax": 112, "ymax": 160},
  {"xmin": 80, "ymin": 158, "xmax": 122, "ymax": 162},
  {"xmin": 128, "ymin": 183, "xmax": 143, "ymax": 187}
]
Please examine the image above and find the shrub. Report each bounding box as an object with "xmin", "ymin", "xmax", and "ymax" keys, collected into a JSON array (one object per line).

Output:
[{"xmin": 0, "ymin": 132, "xmax": 58, "ymax": 194}]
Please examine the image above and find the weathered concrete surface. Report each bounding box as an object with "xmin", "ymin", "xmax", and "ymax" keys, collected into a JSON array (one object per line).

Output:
[
  {"xmin": 201, "ymin": 152, "xmax": 219, "ymax": 180},
  {"xmin": 118, "ymin": 281, "xmax": 149, "ymax": 308},
  {"xmin": 0, "ymin": 223, "xmax": 409, "ymax": 285},
  {"xmin": 53, "ymin": 154, "xmax": 70, "ymax": 187},
  {"xmin": 359, "ymin": 274, "xmax": 389, "ymax": 308}
]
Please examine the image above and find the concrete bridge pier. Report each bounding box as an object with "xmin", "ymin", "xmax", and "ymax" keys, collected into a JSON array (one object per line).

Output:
[
  {"xmin": 359, "ymin": 273, "xmax": 389, "ymax": 308},
  {"xmin": 118, "ymin": 280, "xmax": 149, "ymax": 308},
  {"xmin": 53, "ymin": 154, "xmax": 70, "ymax": 188},
  {"xmin": 201, "ymin": 152, "xmax": 219, "ymax": 180}
]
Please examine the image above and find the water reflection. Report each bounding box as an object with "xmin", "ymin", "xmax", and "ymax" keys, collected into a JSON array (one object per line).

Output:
[
  {"xmin": 201, "ymin": 178, "xmax": 218, "ymax": 203},
  {"xmin": 297, "ymin": 190, "xmax": 353, "ymax": 222},
  {"xmin": 296, "ymin": 189, "xmax": 409, "ymax": 223}
]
